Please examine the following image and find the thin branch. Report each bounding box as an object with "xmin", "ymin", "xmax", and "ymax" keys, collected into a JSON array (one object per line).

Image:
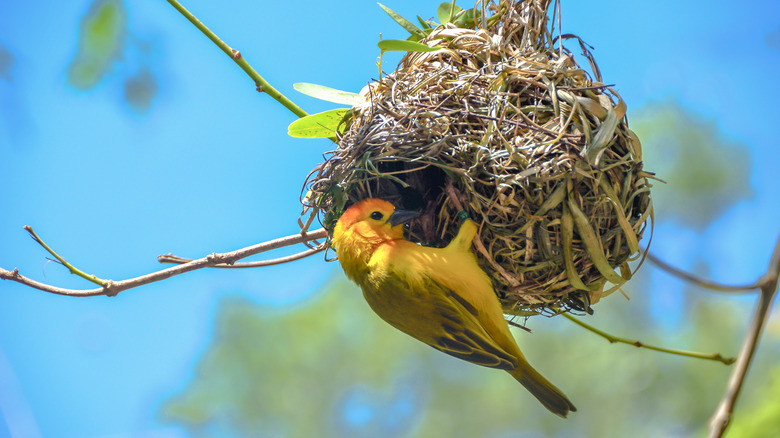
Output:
[
  {"xmin": 1, "ymin": 228, "xmax": 328, "ymax": 297},
  {"xmin": 708, "ymin": 233, "xmax": 780, "ymax": 437},
  {"xmin": 646, "ymin": 251, "xmax": 761, "ymax": 293},
  {"xmin": 23, "ymin": 225, "xmax": 106, "ymax": 287},
  {"xmin": 165, "ymin": 0, "xmax": 308, "ymax": 118},
  {"xmin": 158, "ymin": 245, "xmax": 326, "ymax": 268},
  {"xmin": 506, "ymin": 318, "xmax": 532, "ymax": 333},
  {"xmin": 562, "ymin": 313, "xmax": 736, "ymax": 365}
]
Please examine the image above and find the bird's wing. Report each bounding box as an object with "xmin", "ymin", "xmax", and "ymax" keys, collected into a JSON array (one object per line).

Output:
[
  {"xmin": 365, "ymin": 242, "xmax": 519, "ymax": 372},
  {"xmin": 424, "ymin": 279, "xmax": 520, "ymax": 371}
]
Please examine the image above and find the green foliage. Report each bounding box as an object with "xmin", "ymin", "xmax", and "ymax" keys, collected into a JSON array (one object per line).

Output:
[
  {"xmin": 728, "ymin": 364, "xmax": 780, "ymax": 436},
  {"xmin": 162, "ymin": 282, "xmax": 428, "ymax": 437},
  {"xmin": 287, "ymin": 2, "xmax": 451, "ymax": 139},
  {"xmin": 376, "ymin": 40, "xmax": 441, "ymax": 53},
  {"xmin": 67, "ymin": 0, "xmax": 126, "ymax": 90},
  {"xmin": 436, "ymin": 3, "xmax": 481, "ymax": 28},
  {"xmin": 293, "ymin": 83, "xmax": 364, "ymax": 106},
  {"xmin": 631, "ymin": 102, "xmax": 754, "ymax": 229},
  {"xmin": 436, "ymin": 3, "xmax": 462, "ymax": 24},
  {"xmin": 160, "ymin": 275, "xmax": 779, "ymax": 437},
  {"xmin": 65, "ymin": 0, "xmax": 159, "ymax": 112},
  {"xmin": 377, "ymin": 3, "xmax": 426, "ymax": 41},
  {"xmin": 288, "ymin": 108, "xmax": 351, "ymax": 139},
  {"xmin": 378, "ymin": 2, "xmax": 483, "ymax": 41}
]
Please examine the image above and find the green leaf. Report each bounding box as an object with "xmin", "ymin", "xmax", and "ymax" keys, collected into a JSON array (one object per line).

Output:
[
  {"xmin": 288, "ymin": 108, "xmax": 350, "ymax": 139},
  {"xmin": 454, "ymin": 8, "xmax": 481, "ymax": 28},
  {"xmin": 377, "ymin": 39, "xmax": 440, "ymax": 53},
  {"xmin": 67, "ymin": 0, "xmax": 126, "ymax": 90},
  {"xmin": 377, "ymin": 3, "xmax": 423, "ymax": 37},
  {"xmin": 416, "ymin": 15, "xmax": 433, "ymax": 30},
  {"xmin": 293, "ymin": 83, "xmax": 364, "ymax": 106},
  {"xmin": 437, "ymin": 3, "xmax": 463, "ymax": 24}
]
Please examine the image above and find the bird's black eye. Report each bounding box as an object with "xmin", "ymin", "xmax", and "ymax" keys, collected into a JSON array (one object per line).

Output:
[{"xmin": 370, "ymin": 211, "xmax": 383, "ymax": 221}]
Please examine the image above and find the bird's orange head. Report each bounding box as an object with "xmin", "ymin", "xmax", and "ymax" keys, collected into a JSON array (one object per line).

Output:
[{"xmin": 331, "ymin": 199, "xmax": 419, "ymax": 278}]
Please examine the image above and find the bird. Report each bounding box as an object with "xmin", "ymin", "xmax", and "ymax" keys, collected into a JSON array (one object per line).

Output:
[{"xmin": 331, "ymin": 198, "xmax": 576, "ymax": 418}]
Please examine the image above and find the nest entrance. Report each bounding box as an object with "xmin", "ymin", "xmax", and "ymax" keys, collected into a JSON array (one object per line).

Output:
[{"xmin": 301, "ymin": 0, "xmax": 654, "ymax": 316}]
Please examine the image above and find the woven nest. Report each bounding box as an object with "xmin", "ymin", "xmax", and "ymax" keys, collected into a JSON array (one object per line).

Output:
[{"xmin": 300, "ymin": 0, "xmax": 654, "ymax": 316}]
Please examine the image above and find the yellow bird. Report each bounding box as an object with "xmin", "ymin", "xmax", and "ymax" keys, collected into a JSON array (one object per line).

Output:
[{"xmin": 331, "ymin": 198, "xmax": 576, "ymax": 418}]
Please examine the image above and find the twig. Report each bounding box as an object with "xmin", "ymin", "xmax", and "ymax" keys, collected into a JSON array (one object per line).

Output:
[
  {"xmin": 562, "ymin": 313, "xmax": 736, "ymax": 365},
  {"xmin": 646, "ymin": 251, "xmax": 761, "ymax": 293},
  {"xmin": 158, "ymin": 245, "xmax": 326, "ymax": 268},
  {"xmin": 0, "ymin": 228, "xmax": 328, "ymax": 297},
  {"xmin": 708, "ymin": 234, "xmax": 780, "ymax": 437},
  {"xmin": 23, "ymin": 226, "xmax": 106, "ymax": 287},
  {"xmin": 165, "ymin": 0, "xmax": 308, "ymax": 118}
]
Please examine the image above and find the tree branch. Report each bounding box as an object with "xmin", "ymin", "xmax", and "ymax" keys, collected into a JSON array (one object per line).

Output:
[
  {"xmin": 23, "ymin": 225, "xmax": 106, "ymax": 287},
  {"xmin": 562, "ymin": 313, "xmax": 736, "ymax": 365},
  {"xmin": 646, "ymin": 251, "xmax": 761, "ymax": 293},
  {"xmin": 165, "ymin": 0, "xmax": 308, "ymax": 118},
  {"xmin": 1, "ymin": 228, "xmax": 328, "ymax": 297},
  {"xmin": 157, "ymin": 245, "xmax": 326, "ymax": 268},
  {"xmin": 708, "ymin": 233, "xmax": 780, "ymax": 437}
]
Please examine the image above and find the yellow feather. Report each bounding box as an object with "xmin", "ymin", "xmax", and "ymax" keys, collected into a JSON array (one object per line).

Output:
[{"xmin": 332, "ymin": 198, "xmax": 576, "ymax": 417}]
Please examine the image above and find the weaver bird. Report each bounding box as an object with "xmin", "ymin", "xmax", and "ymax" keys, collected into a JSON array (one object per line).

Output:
[{"xmin": 331, "ymin": 198, "xmax": 576, "ymax": 418}]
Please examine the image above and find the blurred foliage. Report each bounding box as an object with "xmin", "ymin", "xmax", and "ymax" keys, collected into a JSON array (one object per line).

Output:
[
  {"xmin": 162, "ymin": 282, "xmax": 426, "ymax": 438},
  {"xmin": 67, "ymin": 0, "xmax": 126, "ymax": 90},
  {"xmin": 728, "ymin": 367, "xmax": 780, "ymax": 437},
  {"xmin": 0, "ymin": 44, "xmax": 13, "ymax": 81},
  {"xmin": 160, "ymin": 274, "xmax": 779, "ymax": 437},
  {"xmin": 124, "ymin": 67, "xmax": 158, "ymax": 113},
  {"xmin": 632, "ymin": 101, "xmax": 753, "ymax": 229},
  {"xmin": 66, "ymin": 0, "xmax": 159, "ymax": 113}
]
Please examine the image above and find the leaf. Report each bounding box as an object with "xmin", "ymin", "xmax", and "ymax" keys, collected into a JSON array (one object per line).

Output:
[
  {"xmin": 293, "ymin": 83, "xmax": 364, "ymax": 106},
  {"xmin": 566, "ymin": 192, "xmax": 627, "ymax": 285},
  {"xmin": 416, "ymin": 15, "xmax": 433, "ymax": 30},
  {"xmin": 377, "ymin": 3, "xmax": 423, "ymax": 37},
  {"xmin": 454, "ymin": 8, "xmax": 481, "ymax": 28},
  {"xmin": 288, "ymin": 108, "xmax": 350, "ymax": 139},
  {"xmin": 437, "ymin": 3, "xmax": 463, "ymax": 24},
  {"xmin": 583, "ymin": 98, "xmax": 626, "ymax": 166},
  {"xmin": 67, "ymin": 0, "xmax": 126, "ymax": 90},
  {"xmin": 561, "ymin": 201, "xmax": 591, "ymax": 291},
  {"xmin": 377, "ymin": 39, "xmax": 440, "ymax": 53}
]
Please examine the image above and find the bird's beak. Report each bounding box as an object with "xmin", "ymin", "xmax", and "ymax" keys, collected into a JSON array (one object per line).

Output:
[{"xmin": 388, "ymin": 209, "xmax": 420, "ymax": 227}]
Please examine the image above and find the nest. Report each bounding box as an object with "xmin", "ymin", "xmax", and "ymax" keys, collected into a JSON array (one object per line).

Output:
[{"xmin": 300, "ymin": 0, "xmax": 654, "ymax": 316}]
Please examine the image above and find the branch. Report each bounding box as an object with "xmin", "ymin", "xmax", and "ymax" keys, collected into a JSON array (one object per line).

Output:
[
  {"xmin": 158, "ymin": 245, "xmax": 326, "ymax": 268},
  {"xmin": 165, "ymin": 0, "xmax": 308, "ymax": 118},
  {"xmin": 23, "ymin": 225, "xmax": 106, "ymax": 287},
  {"xmin": 562, "ymin": 313, "xmax": 736, "ymax": 365},
  {"xmin": 708, "ymin": 233, "xmax": 780, "ymax": 437},
  {"xmin": 646, "ymin": 251, "xmax": 761, "ymax": 293},
  {"xmin": 1, "ymin": 228, "xmax": 328, "ymax": 297}
]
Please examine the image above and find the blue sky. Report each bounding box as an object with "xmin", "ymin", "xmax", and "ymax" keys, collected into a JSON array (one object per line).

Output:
[{"xmin": 1, "ymin": 0, "xmax": 779, "ymax": 437}]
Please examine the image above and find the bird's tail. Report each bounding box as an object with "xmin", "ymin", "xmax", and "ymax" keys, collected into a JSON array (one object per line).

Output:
[{"xmin": 508, "ymin": 361, "xmax": 577, "ymax": 418}]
